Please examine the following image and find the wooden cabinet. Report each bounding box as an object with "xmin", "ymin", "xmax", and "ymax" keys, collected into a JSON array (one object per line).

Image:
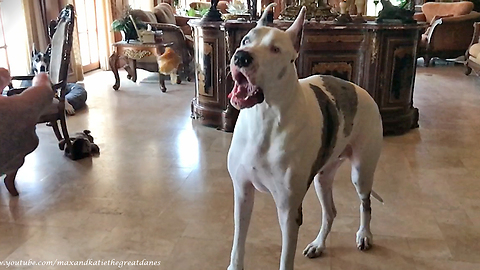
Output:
[
  {"xmin": 188, "ymin": 20, "xmax": 425, "ymax": 135},
  {"xmin": 190, "ymin": 23, "xmax": 228, "ymax": 128}
]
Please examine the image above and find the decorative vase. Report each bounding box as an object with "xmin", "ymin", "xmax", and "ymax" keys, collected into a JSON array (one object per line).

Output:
[
  {"xmin": 335, "ymin": 0, "xmax": 353, "ymax": 23},
  {"xmin": 353, "ymin": 0, "xmax": 367, "ymax": 23}
]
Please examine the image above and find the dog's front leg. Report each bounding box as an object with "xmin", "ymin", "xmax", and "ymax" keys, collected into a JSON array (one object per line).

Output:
[
  {"xmin": 275, "ymin": 195, "xmax": 304, "ymax": 270},
  {"xmin": 228, "ymin": 182, "xmax": 255, "ymax": 270}
]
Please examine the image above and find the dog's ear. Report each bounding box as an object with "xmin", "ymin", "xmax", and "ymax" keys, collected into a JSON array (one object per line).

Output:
[
  {"xmin": 31, "ymin": 43, "xmax": 38, "ymax": 57},
  {"xmin": 285, "ymin": 6, "xmax": 306, "ymax": 53},
  {"xmin": 83, "ymin": 130, "xmax": 95, "ymax": 143},
  {"xmin": 90, "ymin": 143, "xmax": 100, "ymax": 155},
  {"xmin": 257, "ymin": 3, "xmax": 276, "ymax": 27}
]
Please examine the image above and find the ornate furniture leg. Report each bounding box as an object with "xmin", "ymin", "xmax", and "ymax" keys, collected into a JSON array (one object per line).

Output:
[
  {"xmin": 465, "ymin": 65, "xmax": 472, "ymax": 75},
  {"xmin": 127, "ymin": 58, "xmax": 137, "ymax": 82},
  {"xmin": 423, "ymin": 55, "xmax": 430, "ymax": 67},
  {"xmin": 109, "ymin": 52, "xmax": 121, "ymax": 90},
  {"xmin": 159, "ymin": 74, "xmax": 167, "ymax": 92},
  {"xmin": 4, "ymin": 170, "xmax": 19, "ymax": 196}
]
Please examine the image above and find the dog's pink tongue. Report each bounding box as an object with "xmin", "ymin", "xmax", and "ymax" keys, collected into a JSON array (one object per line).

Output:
[{"xmin": 229, "ymin": 83, "xmax": 258, "ymax": 110}]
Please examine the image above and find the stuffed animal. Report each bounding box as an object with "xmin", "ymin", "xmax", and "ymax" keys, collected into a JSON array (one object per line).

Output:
[{"xmin": 59, "ymin": 130, "xmax": 100, "ymax": 160}]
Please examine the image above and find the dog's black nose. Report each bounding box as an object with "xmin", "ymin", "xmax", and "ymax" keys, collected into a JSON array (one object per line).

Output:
[
  {"xmin": 234, "ymin": 50, "xmax": 253, "ymax": 68},
  {"xmin": 40, "ymin": 66, "xmax": 46, "ymax": 72}
]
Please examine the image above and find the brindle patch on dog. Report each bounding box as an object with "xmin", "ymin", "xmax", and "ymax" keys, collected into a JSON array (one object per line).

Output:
[
  {"xmin": 319, "ymin": 75, "xmax": 358, "ymax": 137},
  {"xmin": 296, "ymin": 204, "xmax": 303, "ymax": 226},
  {"xmin": 307, "ymin": 84, "xmax": 340, "ymax": 189}
]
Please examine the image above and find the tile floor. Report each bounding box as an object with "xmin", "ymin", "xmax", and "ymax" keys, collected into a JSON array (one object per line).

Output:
[{"xmin": 1, "ymin": 65, "xmax": 480, "ymax": 269}]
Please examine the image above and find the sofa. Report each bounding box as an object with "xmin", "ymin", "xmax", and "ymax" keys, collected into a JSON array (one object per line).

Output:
[
  {"xmin": 465, "ymin": 22, "xmax": 480, "ymax": 75},
  {"xmin": 130, "ymin": 3, "xmax": 195, "ymax": 79},
  {"xmin": 415, "ymin": 1, "xmax": 480, "ymax": 66}
]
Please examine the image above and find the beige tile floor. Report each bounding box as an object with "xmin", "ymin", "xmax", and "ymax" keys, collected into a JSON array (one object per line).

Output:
[{"xmin": 1, "ymin": 65, "xmax": 480, "ymax": 269}]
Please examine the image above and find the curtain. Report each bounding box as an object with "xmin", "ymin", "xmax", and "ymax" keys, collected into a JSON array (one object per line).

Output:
[{"xmin": 96, "ymin": 0, "xmax": 115, "ymax": 70}]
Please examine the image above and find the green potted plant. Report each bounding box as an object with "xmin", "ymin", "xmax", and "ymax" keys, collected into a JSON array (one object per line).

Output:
[
  {"xmin": 111, "ymin": 6, "xmax": 145, "ymax": 43},
  {"xmin": 186, "ymin": 7, "xmax": 210, "ymax": 17}
]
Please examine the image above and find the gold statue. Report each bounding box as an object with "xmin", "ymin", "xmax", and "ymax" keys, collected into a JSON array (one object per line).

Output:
[{"xmin": 279, "ymin": 0, "xmax": 338, "ymax": 21}]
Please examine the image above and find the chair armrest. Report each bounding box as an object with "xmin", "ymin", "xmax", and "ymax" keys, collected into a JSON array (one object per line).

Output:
[
  {"xmin": 10, "ymin": 75, "xmax": 35, "ymax": 81},
  {"xmin": 149, "ymin": 23, "xmax": 184, "ymax": 35},
  {"xmin": 470, "ymin": 22, "xmax": 480, "ymax": 46},
  {"xmin": 52, "ymin": 80, "xmax": 64, "ymax": 91},
  {"xmin": 414, "ymin": 12, "xmax": 426, "ymax": 22},
  {"xmin": 6, "ymin": 88, "xmax": 27, "ymax": 96},
  {"xmin": 8, "ymin": 79, "xmax": 59, "ymax": 98},
  {"xmin": 152, "ymin": 22, "xmax": 188, "ymax": 44},
  {"xmin": 148, "ymin": 22, "xmax": 181, "ymax": 30},
  {"xmin": 6, "ymin": 75, "xmax": 34, "ymax": 95},
  {"xmin": 465, "ymin": 22, "xmax": 480, "ymax": 59},
  {"xmin": 175, "ymin": 15, "xmax": 196, "ymax": 26},
  {"xmin": 52, "ymin": 80, "xmax": 69, "ymax": 100}
]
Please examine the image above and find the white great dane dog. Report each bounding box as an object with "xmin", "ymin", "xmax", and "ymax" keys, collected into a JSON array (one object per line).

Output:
[{"xmin": 226, "ymin": 4, "xmax": 383, "ymax": 270}]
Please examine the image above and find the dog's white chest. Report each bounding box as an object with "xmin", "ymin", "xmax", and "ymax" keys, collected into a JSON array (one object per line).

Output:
[{"xmin": 227, "ymin": 91, "xmax": 323, "ymax": 193}]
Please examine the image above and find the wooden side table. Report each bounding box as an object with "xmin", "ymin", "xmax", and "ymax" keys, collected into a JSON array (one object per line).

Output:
[{"xmin": 109, "ymin": 41, "xmax": 173, "ymax": 92}]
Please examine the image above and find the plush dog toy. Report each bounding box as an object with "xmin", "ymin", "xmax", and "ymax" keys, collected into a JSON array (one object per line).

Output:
[{"xmin": 59, "ymin": 130, "xmax": 99, "ymax": 160}]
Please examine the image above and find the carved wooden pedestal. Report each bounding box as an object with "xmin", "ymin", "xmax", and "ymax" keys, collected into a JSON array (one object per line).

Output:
[{"xmin": 188, "ymin": 20, "xmax": 425, "ymax": 135}]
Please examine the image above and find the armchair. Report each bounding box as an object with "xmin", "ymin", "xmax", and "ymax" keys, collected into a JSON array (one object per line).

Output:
[
  {"xmin": 3, "ymin": 4, "xmax": 75, "ymax": 195},
  {"xmin": 416, "ymin": 1, "xmax": 480, "ymax": 66},
  {"xmin": 130, "ymin": 3, "xmax": 194, "ymax": 81},
  {"xmin": 465, "ymin": 22, "xmax": 480, "ymax": 75}
]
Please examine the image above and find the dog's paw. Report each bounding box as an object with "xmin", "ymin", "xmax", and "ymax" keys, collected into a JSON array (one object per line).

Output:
[
  {"xmin": 65, "ymin": 100, "xmax": 75, "ymax": 115},
  {"xmin": 356, "ymin": 230, "xmax": 373, "ymax": 251},
  {"xmin": 303, "ymin": 241, "xmax": 325, "ymax": 258}
]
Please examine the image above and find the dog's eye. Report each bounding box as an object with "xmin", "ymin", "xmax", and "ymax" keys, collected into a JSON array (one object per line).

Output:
[
  {"xmin": 242, "ymin": 37, "xmax": 250, "ymax": 46},
  {"xmin": 270, "ymin": 46, "xmax": 280, "ymax": 53}
]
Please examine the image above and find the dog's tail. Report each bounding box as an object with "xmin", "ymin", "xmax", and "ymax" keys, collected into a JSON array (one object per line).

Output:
[{"xmin": 371, "ymin": 190, "xmax": 384, "ymax": 204}]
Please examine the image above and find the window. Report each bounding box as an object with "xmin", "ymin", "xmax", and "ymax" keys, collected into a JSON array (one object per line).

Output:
[
  {"xmin": 0, "ymin": 4, "xmax": 9, "ymax": 71},
  {"xmin": 367, "ymin": 0, "xmax": 403, "ymax": 16},
  {"xmin": 129, "ymin": 0, "xmax": 154, "ymax": 11},
  {"xmin": 75, "ymin": 0, "xmax": 100, "ymax": 72},
  {"xmin": 0, "ymin": 0, "xmax": 31, "ymax": 76}
]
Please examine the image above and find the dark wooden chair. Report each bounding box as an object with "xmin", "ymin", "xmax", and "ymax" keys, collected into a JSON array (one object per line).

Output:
[{"xmin": 3, "ymin": 4, "xmax": 75, "ymax": 196}]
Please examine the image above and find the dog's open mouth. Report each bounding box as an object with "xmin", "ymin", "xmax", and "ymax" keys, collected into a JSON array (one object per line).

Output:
[{"xmin": 228, "ymin": 67, "xmax": 264, "ymax": 110}]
